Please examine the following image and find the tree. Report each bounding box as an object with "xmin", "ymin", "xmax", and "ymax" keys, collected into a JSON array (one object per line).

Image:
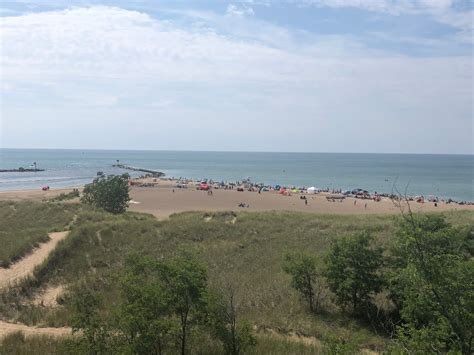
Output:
[
  {"xmin": 71, "ymin": 251, "xmax": 209, "ymax": 355},
  {"xmin": 325, "ymin": 232, "xmax": 384, "ymax": 314},
  {"xmin": 159, "ymin": 250, "xmax": 208, "ymax": 355},
  {"xmin": 390, "ymin": 213, "xmax": 474, "ymax": 354},
  {"xmin": 82, "ymin": 175, "xmax": 130, "ymax": 214},
  {"xmin": 209, "ymin": 288, "xmax": 256, "ymax": 355},
  {"xmin": 115, "ymin": 254, "xmax": 176, "ymax": 355},
  {"xmin": 70, "ymin": 282, "xmax": 111, "ymax": 354},
  {"xmin": 283, "ymin": 252, "xmax": 322, "ymax": 312}
]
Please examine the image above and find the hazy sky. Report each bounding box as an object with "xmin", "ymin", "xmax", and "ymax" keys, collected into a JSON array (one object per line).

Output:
[{"xmin": 1, "ymin": 0, "xmax": 473, "ymax": 153}]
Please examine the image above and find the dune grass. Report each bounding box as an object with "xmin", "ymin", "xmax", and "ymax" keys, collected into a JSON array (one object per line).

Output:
[
  {"xmin": 0, "ymin": 201, "xmax": 472, "ymax": 353},
  {"xmin": 0, "ymin": 201, "xmax": 78, "ymax": 268},
  {"xmin": 0, "ymin": 331, "xmax": 325, "ymax": 355}
]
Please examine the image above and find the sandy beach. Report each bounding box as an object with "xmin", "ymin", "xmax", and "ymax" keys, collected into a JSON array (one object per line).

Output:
[{"xmin": 1, "ymin": 179, "xmax": 472, "ymax": 219}]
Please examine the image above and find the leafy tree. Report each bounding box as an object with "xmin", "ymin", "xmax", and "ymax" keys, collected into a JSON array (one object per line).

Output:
[
  {"xmin": 209, "ymin": 288, "xmax": 256, "ymax": 355},
  {"xmin": 71, "ymin": 251, "xmax": 209, "ymax": 355},
  {"xmin": 82, "ymin": 175, "xmax": 130, "ymax": 214},
  {"xmin": 160, "ymin": 249, "xmax": 208, "ymax": 355},
  {"xmin": 115, "ymin": 254, "xmax": 176, "ymax": 355},
  {"xmin": 325, "ymin": 232, "xmax": 384, "ymax": 314},
  {"xmin": 70, "ymin": 282, "xmax": 111, "ymax": 354},
  {"xmin": 390, "ymin": 213, "xmax": 474, "ymax": 354},
  {"xmin": 283, "ymin": 252, "xmax": 321, "ymax": 312}
]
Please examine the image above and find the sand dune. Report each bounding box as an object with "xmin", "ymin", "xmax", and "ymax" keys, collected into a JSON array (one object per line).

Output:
[{"xmin": 0, "ymin": 231, "xmax": 69, "ymax": 291}]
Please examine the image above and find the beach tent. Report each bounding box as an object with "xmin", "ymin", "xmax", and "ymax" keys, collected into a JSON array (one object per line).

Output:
[
  {"xmin": 307, "ymin": 186, "xmax": 318, "ymax": 194},
  {"xmin": 199, "ymin": 183, "xmax": 210, "ymax": 190}
]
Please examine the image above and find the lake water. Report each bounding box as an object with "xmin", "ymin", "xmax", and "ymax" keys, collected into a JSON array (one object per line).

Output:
[{"xmin": 0, "ymin": 149, "xmax": 472, "ymax": 201}]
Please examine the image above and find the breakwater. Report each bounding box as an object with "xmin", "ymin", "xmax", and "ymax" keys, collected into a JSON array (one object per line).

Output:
[
  {"xmin": 0, "ymin": 168, "xmax": 45, "ymax": 173},
  {"xmin": 112, "ymin": 164, "xmax": 164, "ymax": 177}
]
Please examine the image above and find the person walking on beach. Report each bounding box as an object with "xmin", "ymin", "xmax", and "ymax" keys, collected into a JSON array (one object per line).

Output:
[
  {"xmin": 305, "ymin": 199, "xmax": 308, "ymax": 206},
  {"xmin": 365, "ymin": 203, "xmax": 367, "ymax": 209}
]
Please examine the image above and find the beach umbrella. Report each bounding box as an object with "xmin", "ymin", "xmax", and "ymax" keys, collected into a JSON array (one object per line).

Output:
[{"xmin": 307, "ymin": 186, "xmax": 317, "ymax": 194}]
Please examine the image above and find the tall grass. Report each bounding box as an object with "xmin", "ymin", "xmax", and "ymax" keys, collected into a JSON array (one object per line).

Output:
[
  {"xmin": 1, "ymin": 201, "xmax": 472, "ymax": 353},
  {"xmin": 0, "ymin": 201, "xmax": 78, "ymax": 268}
]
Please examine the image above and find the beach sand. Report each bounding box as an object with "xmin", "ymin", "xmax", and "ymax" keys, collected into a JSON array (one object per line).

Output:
[{"xmin": 1, "ymin": 179, "xmax": 472, "ymax": 219}]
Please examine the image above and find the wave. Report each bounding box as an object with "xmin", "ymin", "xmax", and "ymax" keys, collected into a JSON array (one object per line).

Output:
[{"xmin": 0, "ymin": 175, "xmax": 94, "ymax": 185}]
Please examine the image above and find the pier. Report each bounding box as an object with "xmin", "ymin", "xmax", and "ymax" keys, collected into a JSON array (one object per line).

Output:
[
  {"xmin": 112, "ymin": 164, "xmax": 164, "ymax": 177},
  {"xmin": 0, "ymin": 168, "xmax": 45, "ymax": 173}
]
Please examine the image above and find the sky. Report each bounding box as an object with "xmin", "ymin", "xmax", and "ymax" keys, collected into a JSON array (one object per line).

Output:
[{"xmin": 0, "ymin": 0, "xmax": 473, "ymax": 154}]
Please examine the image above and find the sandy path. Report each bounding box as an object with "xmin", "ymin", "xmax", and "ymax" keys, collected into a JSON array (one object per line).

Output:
[
  {"xmin": 0, "ymin": 231, "xmax": 69, "ymax": 291},
  {"xmin": 32, "ymin": 285, "xmax": 65, "ymax": 308},
  {"xmin": 0, "ymin": 231, "xmax": 73, "ymax": 339}
]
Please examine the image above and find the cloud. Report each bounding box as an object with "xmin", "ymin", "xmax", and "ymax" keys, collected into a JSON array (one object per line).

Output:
[
  {"xmin": 226, "ymin": 4, "xmax": 255, "ymax": 17},
  {"xmin": 298, "ymin": 0, "xmax": 473, "ymax": 42},
  {"xmin": 0, "ymin": 5, "xmax": 472, "ymax": 153}
]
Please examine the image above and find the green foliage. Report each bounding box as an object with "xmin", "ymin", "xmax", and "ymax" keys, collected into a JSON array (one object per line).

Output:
[
  {"xmin": 322, "ymin": 334, "xmax": 362, "ymax": 354},
  {"xmin": 51, "ymin": 190, "xmax": 80, "ymax": 202},
  {"xmin": 81, "ymin": 175, "xmax": 130, "ymax": 214},
  {"xmin": 69, "ymin": 281, "xmax": 111, "ymax": 354},
  {"xmin": 70, "ymin": 250, "xmax": 209, "ymax": 355},
  {"xmin": 325, "ymin": 231, "xmax": 384, "ymax": 314},
  {"xmin": 114, "ymin": 253, "xmax": 179, "ymax": 355},
  {"xmin": 283, "ymin": 252, "xmax": 321, "ymax": 312},
  {"xmin": 161, "ymin": 249, "xmax": 209, "ymax": 355},
  {"xmin": 0, "ymin": 201, "xmax": 77, "ymax": 268},
  {"xmin": 390, "ymin": 213, "xmax": 474, "ymax": 354},
  {"xmin": 0, "ymin": 332, "xmax": 70, "ymax": 355},
  {"xmin": 209, "ymin": 289, "xmax": 256, "ymax": 354},
  {"xmin": 3, "ymin": 204, "xmax": 472, "ymax": 353}
]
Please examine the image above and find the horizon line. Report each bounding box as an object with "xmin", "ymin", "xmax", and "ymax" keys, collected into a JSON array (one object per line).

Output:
[{"xmin": 1, "ymin": 147, "xmax": 473, "ymax": 156}]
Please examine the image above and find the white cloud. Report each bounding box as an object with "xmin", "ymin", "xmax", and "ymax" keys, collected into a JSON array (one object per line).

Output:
[
  {"xmin": 0, "ymin": 6, "xmax": 472, "ymax": 153},
  {"xmin": 299, "ymin": 0, "xmax": 473, "ymax": 40},
  {"xmin": 226, "ymin": 4, "xmax": 255, "ymax": 17}
]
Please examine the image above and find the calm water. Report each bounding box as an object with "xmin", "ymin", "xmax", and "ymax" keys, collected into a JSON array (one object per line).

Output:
[{"xmin": 0, "ymin": 149, "xmax": 472, "ymax": 201}]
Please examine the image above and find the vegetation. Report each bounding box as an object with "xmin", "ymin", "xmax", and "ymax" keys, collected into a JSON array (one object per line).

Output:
[
  {"xmin": 209, "ymin": 288, "xmax": 256, "ymax": 355},
  {"xmin": 0, "ymin": 201, "xmax": 77, "ymax": 268},
  {"xmin": 325, "ymin": 232, "xmax": 384, "ymax": 314},
  {"xmin": 283, "ymin": 252, "xmax": 321, "ymax": 312},
  {"xmin": 0, "ymin": 199, "xmax": 472, "ymax": 354},
  {"xmin": 51, "ymin": 190, "xmax": 80, "ymax": 202},
  {"xmin": 67, "ymin": 251, "xmax": 256, "ymax": 355},
  {"xmin": 389, "ymin": 213, "xmax": 474, "ymax": 354},
  {"xmin": 81, "ymin": 175, "xmax": 130, "ymax": 214}
]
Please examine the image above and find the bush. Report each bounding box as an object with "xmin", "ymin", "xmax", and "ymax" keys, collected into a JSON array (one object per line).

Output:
[
  {"xmin": 81, "ymin": 175, "xmax": 130, "ymax": 214},
  {"xmin": 390, "ymin": 214, "xmax": 474, "ymax": 354},
  {"xmin": 283, "ymin": 252, "xmax": 323, "ymax": 312},
  {"xmin": 325, "ymin": 231, "xmax": 384, "ymax": 314}
]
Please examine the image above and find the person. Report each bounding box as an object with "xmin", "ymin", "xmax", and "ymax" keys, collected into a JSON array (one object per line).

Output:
[
  {"xmin": 305, "ymin": 199, "xmax": 308, "ymax": 206},
  {"xmin": 365, "ymin": 203, "xmax": 367, "ymax": 209},
  {"xmin": 354, "ymin": 200, "xmax": 356, "ymax": 205}
]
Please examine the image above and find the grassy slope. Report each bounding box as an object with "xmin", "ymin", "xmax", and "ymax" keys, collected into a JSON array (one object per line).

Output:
[
  {"xmin": 1, "ymin": 202, "xmax": 472, "ymax": 353},
  {"xmin": 0, "ymin": 201, "xmax": 78, "ymax": 268}
]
